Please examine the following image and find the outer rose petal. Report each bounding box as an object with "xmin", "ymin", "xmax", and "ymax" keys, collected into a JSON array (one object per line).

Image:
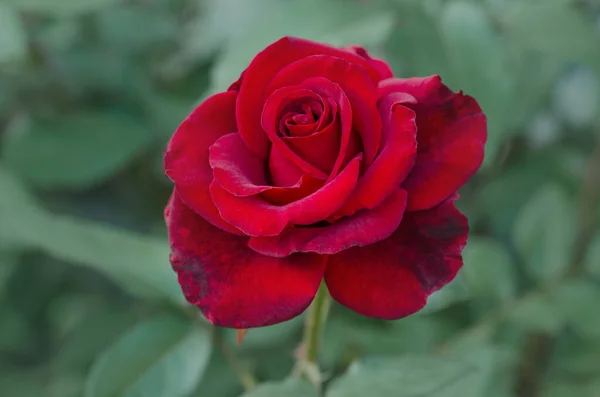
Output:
[
  {"xmin": 248, "ymin": 188, "xmax": 407, "ymax": 257},
  {"xmin": 210, "ymin": 155, "xmax": 362, "ymax": 237},
  {"xmin": 266, "ymin": 55, "xmax": 381, "ymax": 165},
  {"xmin": 379, "ymin": 76, "xmax": 487, "ymax": 211},
  {"xmin": 164, "ymin": 91, "xmax": 242, "ymax": 235},
  {"xmin": 334, "ymin": 94, "xmax": 417, "ymax": 218},
  {"xmin": 345, "ymin": 45, "xmax": 394, "ymax": 81},
  {"xmin": 325, "ymin": 198, "xmax": 468, "ymax": 319},
  {"xmin": 236, "ymin": 36, "xmax": 385, "ymax": 158},
  {"xmin": 166, "ymin": 193, "xmax": 327, "ymax": 328}
]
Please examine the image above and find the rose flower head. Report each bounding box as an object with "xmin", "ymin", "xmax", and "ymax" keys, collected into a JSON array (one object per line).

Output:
[{"xmin": 164, "ymin": 37, "xmax": 486, "ymax": 328}]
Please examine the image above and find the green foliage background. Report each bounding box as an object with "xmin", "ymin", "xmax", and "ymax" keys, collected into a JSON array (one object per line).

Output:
[{"xmin": 1, "ymin": 0, "xmax": 600, "ymax": 396}]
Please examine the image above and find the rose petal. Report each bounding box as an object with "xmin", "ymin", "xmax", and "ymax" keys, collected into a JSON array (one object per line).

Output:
[
  {"xmin": 261, "ymin": 86, "xmax": 329, "ymax": 179},
  {"xmin": 210, "ymin": 133, "xmax": 324, "ymax": 205},
  {"xmin": 210, "ymin": 155, "xmax": 362, "ymax": 237},
  {"xmin": 325, "ymin": 198, "xmax": 469, "ymax": 319},
  {"xmin": 280, "ymin": 78, "xmax": 353, "ymax": 175},
  {"xmin": 164, "ymin": 91, "xmax": 242, "ymax": 235},
  {"xmin": 268, "ymin": 144, "xmax": 308, "ymax": 187},
  {"xmin": 334, "ymin": 94, "xmax": 417, "ymax": 218},
  {"xmin": 209, "ymin": 133, "xmax": 270, "ymax": 197},
  {"xmin": 236, "ymin": 36, "xmax": 388, "ymax": 158},
  {"xmin": 380, "ymin": 76, "xmax": 486, "ymax": 211},
  {"xmin": 345, "ymin": 45, "xmax": 394, "ymax": 81},
  {"xmin": 249, "ymin": 188, "xmax": 407, "ymax": 257},
  {"xmin": 267, "ymin": 55, "xmax": 381, "ymax": 165},
  {"xmin": 166, "ymin": 193, "xmax": 327, "ymax": 328}
]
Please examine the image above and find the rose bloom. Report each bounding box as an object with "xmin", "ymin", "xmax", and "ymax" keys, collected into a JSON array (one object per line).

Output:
[{"xmin": 164, "ymin": 37, "xmax": 486, "ymax": 328}]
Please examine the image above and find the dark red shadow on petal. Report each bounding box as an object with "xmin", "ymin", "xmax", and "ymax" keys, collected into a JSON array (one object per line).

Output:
[
  {"xmin": 164, "ymin": 91, "xmax": 242, "ymax": 235},
  {"xmin": 166, "ymin": 193, "xmax": 327, "ymax": 328},
  {"xmin": 236, "ymin": 36, "xmax": 389, "ymax": 158},
  {"xmin": 266, "ymin": 55, "xmax": 381, "ymax": 166},
  {"xmin": 324, "ymin": 198, "xmax": 468, "ymax": 320},
  {"xmin": 380, "ymin": 76, "xmax": 487, "ymax": 212},
  {"xmin": 209, "ymin": 155, "xmax": 362, "ymax": 237},
  {"xmin": 248, "ymin": 188, "xmax": 407, "ymax": 257}
]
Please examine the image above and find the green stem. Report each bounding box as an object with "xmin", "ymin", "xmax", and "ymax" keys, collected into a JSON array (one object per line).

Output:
[
  {"xmin": 293, "ymin": 282, "xmax": 331, "ymax": 386},
  {"xmin": 304, "ymin": 282, "xmax": 331, "ymax": 365}
]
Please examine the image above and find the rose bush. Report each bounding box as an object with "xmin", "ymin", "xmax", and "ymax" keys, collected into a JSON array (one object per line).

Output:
[{"xmin": 164, "ymin": 37, "xmax": 486, "ymax": 329}]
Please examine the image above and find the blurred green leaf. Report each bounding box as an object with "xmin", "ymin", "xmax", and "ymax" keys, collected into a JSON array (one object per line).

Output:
[
  {"xmin": 585, "ymin": 233, "xmax": 600, "ymax": 277},
  {"xmin": 509, "ymin": 293, "xmax": 564, "ymax": 334},
  {"xmin": 513, "ymin": 185, "xmax": 576, "ymax": 282},
  {"xmin": 0, "ymin": 4, "xmax": 27, "ymax": 64},
  {"xmin": 321, "ymin": 313, "xmax": 455, "ymax": 369},
  {"xmin": 326, "ymin": 349, "xmax": 494, "ymax": 397},
  {"xmin": 0, "ymin": 168, "xmax": 183, "ymax": 303},
  {"xmin": 97, "ymin": 5, "xmax": 177, "ymax": 54},
  {"xmin": 553, "ymin": 279, "xmax": 600, "ymax": 339},
  {"xmin": 553, "ymin": 67, "xmax": 600, "ymax": 128},
  {"xmin": 386, "ymin": 2, "xmax": 453, "ymax": 81},
  {"xmin": 0, "ymin": 252, "xmax": 17, "ymax": 295},
  {"xmin": 239, "ymin": 379, "xmax": 316, "ymax": 397},
  {"xmin": 461, "ymin": 237, "xmax": 516, "ymax": 302},
  {"xmin": 553, "ymin": 337, "xmax": 600, "ymax": 377},
  {"xmin": 209, "ymin": 0, "xmax": 395, "ymax": 93},
  {"xmin": 6, "ymin": 0, "xmax": 125, "ymax": 17},
  {"xmin": 223, "ymin": 315, "xmax": 303, "ymax": 351},
  {"xmin": 2, "ymin": 112, "xmax": 154, "ymax": 189},
  {"xmin": 85, "ymin": 314, "xmax": 211, "ymax": 397},
  {"xmin": 192, "ymin": 349, "xmax": 243, "ymax": 397},
  {"xmin": 439, "ymin": 1, "xmax": 515, "ymax": 165},
  {"xmin": 498, "ymin": 2, "xmax": 600, "ymax": 68},
  {"xmin": 542, "ymin": 378, "xmax": 600, "ymax": 397}
]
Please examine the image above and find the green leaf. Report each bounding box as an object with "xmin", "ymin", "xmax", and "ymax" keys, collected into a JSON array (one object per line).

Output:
[
  {"xmin": 498, "ymin": 2, "xmax": 600, "ymax": 68},
  {"xmin": 553, "ymin": 279, "xmax": 600, "ymax": 339},
  {"xmin": 223, "ymin": 314, "xmax": 303, "ymax": 351},
  {"xmin": 2, "ymin": 112, "xmax": 154, "ymax": 189},
  {"xmin": 326, "ymin": 349, "xmax": 494, "ymax": 397},
  {"xmin": 509, "ymin": 293, "xmax": 564, "ymax": 334},
  {"xmin": 387, "ymin": 3, "xmax": 453, "ymax": 82},
  {"xmin": 553, "ymin": 68, "xmax": 600, "ymax": 128},
  {"xmin": 513, "ymin": 185, "xmax": 576, "ymax": 282},
  {"xmin": 5, "ymin": 0, "xmax": 125, "ymax": 17},
  {"xmin": 209, "ymin": 0, "xmax": 395, "ymax": 93},
  {"xmin": 239, "ymin": 379, "xmax": 316, "ymax": 397},
  {"xmin": 0, "ymin": 3, "xmax": 27, "ymax": 64},
  {"xmin": 0, "ymin": 252, "xmax": 17, "ymax": 295},
  {"xmin": 0, "ymin": 168, "xmax": 183, "ymax": 304},
  {"xmin": 461, "ymin": 238, "xmax": 516, "ymax": 302},
  {"xmin": 585, "ymin": 233, "xmax": 600, "ymax": 277},
  {"xmin": 85, "ymin": 314, "xmax": 211, "ymax": 397},
  {"xmin": 439, "ymin": 1, "xmax": 515, "ymax": 166}
]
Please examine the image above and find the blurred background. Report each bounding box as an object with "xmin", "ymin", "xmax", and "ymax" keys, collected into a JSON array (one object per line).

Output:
[{"xmin": 0, "ymin": 0, "xmax": 599, "ymax": 396}]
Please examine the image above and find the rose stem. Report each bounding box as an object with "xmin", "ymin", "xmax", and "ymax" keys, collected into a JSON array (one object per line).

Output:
[{"xmin": 297, "ymin": 281, "xmax": 331, "ymax": 385}]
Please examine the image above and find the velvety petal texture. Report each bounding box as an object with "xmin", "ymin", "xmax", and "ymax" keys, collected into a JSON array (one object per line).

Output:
[
  {"xmin": 380, "ymin": 76, "xmax": 487, "ymax": 211},
  {"xmin": 164, "ymin": 36, "xmax": 486, "ymax": 328},
  {"xmin": 325, "ymin": 198, "xmax": 468, "ymax": 319},
  {"xmin": 167, "ymin": 193, "xmax": 327, "ymax": 328},
  {"xmin": 164, "ymin": 92, "xmax": 242, "ymax": 235}
]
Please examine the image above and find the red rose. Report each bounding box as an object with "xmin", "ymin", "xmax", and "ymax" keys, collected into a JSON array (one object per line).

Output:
[{"xmin": 164, "ymin": 37, "xmax": 486, "ymax": 328}]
